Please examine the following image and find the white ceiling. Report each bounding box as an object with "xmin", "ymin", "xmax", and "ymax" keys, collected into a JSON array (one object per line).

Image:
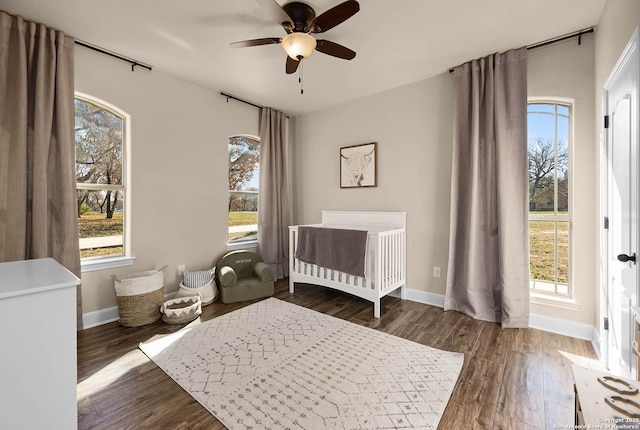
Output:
[{"xmin": 0, "ymin": 0, "xmax": 606, "ymax": 116}]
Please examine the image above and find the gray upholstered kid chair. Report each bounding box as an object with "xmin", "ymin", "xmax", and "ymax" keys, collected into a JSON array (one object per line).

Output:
[{"xmin": 215, "ymin": 250, "xmax": 274, "ymax": 303}]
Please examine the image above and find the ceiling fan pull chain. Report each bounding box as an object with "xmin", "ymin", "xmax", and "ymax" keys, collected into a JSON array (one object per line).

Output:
[{"xmin": 299, "ymin": 60, "xmax": 304, "ymax": 95}]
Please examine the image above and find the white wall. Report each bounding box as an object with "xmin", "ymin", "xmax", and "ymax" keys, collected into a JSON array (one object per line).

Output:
[
  {"xmin": 293, "ymin": 37, "xmax": 598, "ymax": 327},
  {"xmin": 76, "ymin": 47, "xmax": 258, "ymax": 314},
  {"xmin": 293, "ymin": 74, "xmax": 455, "ymax": 297}
]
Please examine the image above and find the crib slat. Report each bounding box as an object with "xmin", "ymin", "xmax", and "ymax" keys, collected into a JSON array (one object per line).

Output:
[{"xmin": 394, "ymin": 233, "xmax": 398, "ymax": 285}]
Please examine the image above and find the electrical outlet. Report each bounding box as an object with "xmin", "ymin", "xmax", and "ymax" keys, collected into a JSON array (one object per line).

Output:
[
  {"xmin": 178, "ymin": 264, "xmax": 185, "ymax": 275},
  {"xmin": 433, "ymin": 266, "xmax": 441, "ymax": 278}
]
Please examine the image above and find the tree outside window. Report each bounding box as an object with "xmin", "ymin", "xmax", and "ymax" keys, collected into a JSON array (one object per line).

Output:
[
  {"xmin": 75, "ymin": 97, "xmax": 126, "ymax": 259},
  {"xmin": 228, "ymin": 135, "xmax": 260, "ymax": 243}
]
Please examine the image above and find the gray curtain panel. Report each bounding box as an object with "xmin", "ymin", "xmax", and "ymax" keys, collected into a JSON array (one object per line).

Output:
[
  {"xmin": 0, "ymin": 11, "xmax": 82, "ymax": 329},
  {"xmin": 257, "ymin": 107, "xmax": 290, "ymax": 279},
  {"xmin": 444, "ymin": 48, "xmax": 529, "ymax": 328}
]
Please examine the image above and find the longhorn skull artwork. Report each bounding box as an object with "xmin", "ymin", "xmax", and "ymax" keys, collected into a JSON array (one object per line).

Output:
[{"xmin": 340, "ymin": 142, "xmax": 377, "ymax": 188}]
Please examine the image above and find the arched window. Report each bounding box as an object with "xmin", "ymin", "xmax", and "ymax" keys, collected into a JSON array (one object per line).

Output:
[
  {"xmin": 528, "ymin": 101, "xmax": 571, "ymax": 296},
  {"xmin": 75, "ymin": 95, "xmax": 128, "ymax": 262},
  {"xmin": 228, "ymin": 135, "xmax": 260, "ymax": 244}
]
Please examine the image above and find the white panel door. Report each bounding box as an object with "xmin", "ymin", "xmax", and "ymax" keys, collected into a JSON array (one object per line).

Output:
[{"xmin": 603, "ymin": 26, "xmax": 639, "ymax": 377}]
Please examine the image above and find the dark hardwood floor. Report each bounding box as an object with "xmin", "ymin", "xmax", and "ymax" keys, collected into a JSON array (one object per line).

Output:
[{"xmin": 77, "ymin": 279, "xmax": 600, "ymax": 429}]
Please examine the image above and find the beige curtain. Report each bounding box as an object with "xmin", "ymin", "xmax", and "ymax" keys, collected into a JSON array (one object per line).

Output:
[
  {"xmin": 0, "ymin": 11, "xmax": 82, "ymax": 329},
  {"xmin": 444, "ymin": 48, "xmax": 529, "ymax": 328},
  {"xmin": 257, "ymin": 107, "xmax": 290, "ymax": 279}
]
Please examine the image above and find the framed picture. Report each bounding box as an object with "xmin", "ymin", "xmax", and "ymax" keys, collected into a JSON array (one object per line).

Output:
[{"xmin": 340, "ymin": 142, "xmax": 377, "ymax": 188}]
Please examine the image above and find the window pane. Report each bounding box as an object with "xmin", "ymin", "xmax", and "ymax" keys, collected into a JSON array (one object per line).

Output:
[
  {"xmin": 557, "ymin": 115, "xmax": 569, "ymax": 213},
  {"xmin": 528, "ymin": 103, "xmax": 555, "ymax": 114},
  {"xmin": 528, "ymin": 113, "xmax": 555, "ymax": 213},
  {"xmin": 228, "ymin": 191, "xmax": 258, "ymax": 242},
  {"xmin": 529, "ymin": 220, "xmax": 556, "ymax": 283},
  {"xmin": 75, "ymin": 99, "xmax": 124, "ymax": 186},
  {"xmin": 557, "ymin": 105, "xmax": 570, "ymax": 117},
  {"xmin": 557, "ymin": 221, "xmax": 569, "ymax": 285},
  {"xmin": 78, "ymin": 189, "xmax": 124, "ymax": 258},
  {"xmin": 228, "ymin": 136, "xmax": 259, "ymax": 243}
]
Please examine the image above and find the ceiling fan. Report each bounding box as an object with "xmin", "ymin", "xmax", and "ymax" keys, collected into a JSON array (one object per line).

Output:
[{"xmin": 231, "ymin": 0, "xmax": 360, "ymax": 74}]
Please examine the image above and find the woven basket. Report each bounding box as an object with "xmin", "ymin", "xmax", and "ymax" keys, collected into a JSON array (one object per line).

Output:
[
  {"xmin": 176, "ymin": 278, "xmax": 217, "ymax": 306},
  {"xmin": 113, "ymin": 265, "xmax": 167, "ymax": 327},
  {"xmin": 161, "ymin": 292, "xmax": 202, "ymax": 324}
]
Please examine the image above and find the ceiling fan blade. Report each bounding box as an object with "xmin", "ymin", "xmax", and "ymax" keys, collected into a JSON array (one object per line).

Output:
[
  {"xmin": 230, "ymin": 37, "xmax": 282, "ymax": 48},
  {"xmin": 315, "ymin": 40, "xmax": 356, "ymax": 60},
  {"xmin": 286, "ymin": 56, "xmax": 300, "ymax": 74},
  {"xmin": 309, "ymin": 0, "xmax": 360, "ymax": 33},
  {"xmin": 254, "ymin": 0, "xmax": 294, "ymax": 31}
]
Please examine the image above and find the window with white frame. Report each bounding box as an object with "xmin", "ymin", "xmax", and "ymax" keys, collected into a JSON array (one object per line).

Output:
[
  {"xmin": 228, "ymin": 135, "xmax": 260, "ymax": 244},
  {"xmin": 528, "ymin": 102, "xmax": 571, "ymax": 296},
  {"xmin": 75, "ymin": 96, "xmax": 127, "ymax": 260}
]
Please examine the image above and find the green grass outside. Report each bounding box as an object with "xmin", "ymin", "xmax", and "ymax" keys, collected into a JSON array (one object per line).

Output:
[
  {"xmin": 228, "ymin": 211, "xmax": 257, "ymax": 241},
  {"xmin": 79, "ymin": 212, "xmax": 123, "ymax": 238},
  {"xmin": 81, "ymin": 246, "xmax": 123, "ymax": 259},
  {"xmin": 529, "ymin": 220, "xmax": 568, "ymax": 284},
  {"xmin": 228, "ymin": 211, "xmax": 257, "ymax": 226},
  {"xmin": 78, "ymin": 212, "xmax": 123, "ymax": 259}
]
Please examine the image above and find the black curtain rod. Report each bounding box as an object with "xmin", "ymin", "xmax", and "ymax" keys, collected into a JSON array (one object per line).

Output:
[
  {"xmin": 75, "ymin": 40, "xmax": 152, "ymax": 72},
  {"xmin": 448, "ymin": 26, "xmax": 595, "ymax": 73},
  {"xmin": 221, "ymin": 92, "xmax": 263, "ymax": 110},
  {"xmin": 527, "ymin": 27, "xmax": 594, "ymax": 50},
  {"xmin": 220, "ymin": 92, "xmax": 290, "ymax": 118}
]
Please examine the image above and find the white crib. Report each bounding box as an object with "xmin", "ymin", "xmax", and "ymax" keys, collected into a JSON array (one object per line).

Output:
[{"xmin": 289, "ymin": 211, "xmax": 406, "ymax": 318}]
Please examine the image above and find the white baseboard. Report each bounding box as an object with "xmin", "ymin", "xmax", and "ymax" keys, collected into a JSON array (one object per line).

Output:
[
  {"xmin": 395, "ymin": 287, "xmax": 600, "ymax": 352},
  {"xmin": 528, "ymin": 313, "xmax": 596, "ymax": 341},
  {"xmin": 82, "ymin": 306, "xmax": 119, "ymax": 329},
  {"xmin": 403, "ymin": 288, "xmax": 445, "ymax": 308}
]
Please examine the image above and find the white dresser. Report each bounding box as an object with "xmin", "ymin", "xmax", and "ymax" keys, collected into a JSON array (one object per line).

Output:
[{"xmin": 0, "ymin": 258, "xmax": 80, "ymax": 430}]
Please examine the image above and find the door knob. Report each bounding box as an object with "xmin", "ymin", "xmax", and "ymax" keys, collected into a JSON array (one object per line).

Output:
[{"xmin": 617, "ymin": 253, "xmax": 637, "ymax": 263}]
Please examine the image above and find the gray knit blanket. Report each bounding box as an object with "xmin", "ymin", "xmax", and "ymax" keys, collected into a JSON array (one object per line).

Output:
[{"xmin": 295, "ymin": 226, "xmax": 368, "ymax": 277}]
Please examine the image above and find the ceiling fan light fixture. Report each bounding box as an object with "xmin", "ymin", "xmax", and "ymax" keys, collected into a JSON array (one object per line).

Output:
[{"xmin": 282, "ymin": 32, "xmax": 317, "ymax": 60}]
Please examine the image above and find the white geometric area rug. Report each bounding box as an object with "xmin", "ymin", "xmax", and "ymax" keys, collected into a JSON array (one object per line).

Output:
[{"xmin": 139, "ymin": 298, "xmax": 463, "ymax": 430}]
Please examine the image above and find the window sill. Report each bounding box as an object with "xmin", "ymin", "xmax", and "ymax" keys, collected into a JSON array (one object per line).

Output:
[
  {"xmin": 81, "ymin": 255, "xmax": 136, "ymax": 273},
  {"xmin": 227, "ymin": 240, "xmax": 258, "ymax": 252},
  {"xmin": 530, "ymin": 291, "xmax": 581, "ymax": 311}
]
